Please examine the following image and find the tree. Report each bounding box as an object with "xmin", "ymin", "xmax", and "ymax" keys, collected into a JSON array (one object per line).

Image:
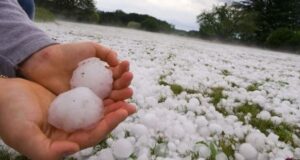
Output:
[
  {"xmin": 234, "ymin": 0, "xmax": 300, "ymax": 42},
  {"xmin": 197, "ymin": 4, "xmax": 256, "ymax": 41}
]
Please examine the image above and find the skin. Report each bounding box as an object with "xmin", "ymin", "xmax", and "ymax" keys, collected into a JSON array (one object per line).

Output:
[
  {"xmin": 0, "ymin": 78, "xmax": 136, "ymax": 160},
  {"xmin": 0, "ymin": 42, "xmax": 136, "ymax": 159}
]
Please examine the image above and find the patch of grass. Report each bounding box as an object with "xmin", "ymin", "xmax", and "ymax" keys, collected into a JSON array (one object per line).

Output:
[
  {"xmin": 221, "ymin": 70, "xmax": 231, "ymax": 76},
  {"xmin": 170, "ymin": 84, "xmax": 183, "ymax": 95},
  {"xmin": 234, "ymin": 102, "xmax": 262, "ymax": 122},
  {"xmin": 246, "ymin": 83, "xmax": 261, "ymax": 92},
  {"xmin": 216, "ymin": 106, "xmax": 229, "ymax": 116},
  {"xmin": 219, "ymin": 137, "xmax": 236, "ymax": 159},
  {"xmin": 234, "ymin": 103, "xmax": 299, "ymax": 146},
  {"xmin": 35, "ymin": 7, "xmax": 55, "ymax": 22},
  {"xmin": 209, "ymin": 87, "xmax": 225, "ymax": 106},
  {"xmin": 63, "ymin": 157, "xmax": 77, "ymax": 160},
  {"xmin": 158, "ymin": 96, "xmax": 167, "ymax": 103},
  {"xmin": 130, "ymin": 153, "xmax": 138, "ymax": 159},
  {"xmin": 93, "ymin": 138, "xmax": 109, "ymax": 154},
  {"xmin": 15, "ymin": 156, "xmax": 29, "ymax": 160},
  {"xmin": 159, "ymin": 80, "xmax": 199, "ymax": 95},
  {"xmin": 0, "ymin": 147, "xmax": 11, "ymax": 160},
  {"xmin": 250, "ymin": 119, "xmax": 298, "ymax": 146}
]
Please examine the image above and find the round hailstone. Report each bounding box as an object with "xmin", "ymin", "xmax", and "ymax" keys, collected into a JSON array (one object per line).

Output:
[
  {"xmin": 246, "ymin": 132, "xmax": 266, "ymax": 150},
  {"xmin": 112, "ymin": 139, "xmax": 134, "ymax": 159},
  {"xmin": 239, "ymin": 143, "xmax": 258, "ymax": 160},
  {"xmin": 48, "ymin": 87, "xmax": 103, "ymax": 132},
  {"xmin": 197, "ymin": 144, "xmax": 211, "ymax": 159},
  {"xmin": 70, "ymin": 57, "xmax": 113, "ymax": 99}
]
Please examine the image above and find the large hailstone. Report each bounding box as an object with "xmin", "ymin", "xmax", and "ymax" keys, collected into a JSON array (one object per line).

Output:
[
  {"xmin": 48, "ymin": 87, "xmax": 103, "ymax": 132},
  {"xmin": 70, "ymin": 57, "xmax": 113, "ymax": 99}
]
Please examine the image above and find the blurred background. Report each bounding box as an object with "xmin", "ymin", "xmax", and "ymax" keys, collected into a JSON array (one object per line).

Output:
[{"xmin": 35, "ymin": 0, "xmax": 300, "ymax": 53}]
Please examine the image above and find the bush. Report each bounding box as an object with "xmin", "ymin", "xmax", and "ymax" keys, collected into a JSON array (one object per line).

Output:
[
  {"xmin": 265, "ymin": 28, "xmax": 294, "ymax": 48},
  {"xmin": 35, "ymin": 7, "xmax": 55, "ymax": 22},
  {"xmin": 127, "ymin": 21, "xmax": 141, "ymax": 29}
]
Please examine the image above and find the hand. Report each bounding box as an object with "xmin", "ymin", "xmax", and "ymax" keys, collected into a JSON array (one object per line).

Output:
[
  {"xmin": 0, "ymin": 78, "xmax": 136, "ymax": 160},
  {"xmin": 20, "ymin": 42, "xmax": 133, "ymax": 101}
]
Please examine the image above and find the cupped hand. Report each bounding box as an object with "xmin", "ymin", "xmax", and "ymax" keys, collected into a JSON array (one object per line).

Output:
[
  {"xmin": 20, "ymin": 42, "xmax": 133, "ymax": 101},
  {"xmin": 0, "ymin": 78, "xmax": 136, "ymax": 160}
]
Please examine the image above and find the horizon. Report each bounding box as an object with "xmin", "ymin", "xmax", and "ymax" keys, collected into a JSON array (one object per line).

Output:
[{"xmin": 95, "ymin": 0, "xmax": 230, "ymax": 31}]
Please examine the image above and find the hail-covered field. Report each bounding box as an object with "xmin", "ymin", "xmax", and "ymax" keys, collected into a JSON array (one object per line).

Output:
[{"xmin": 2, "ymin": 21, "xmax": 300, "ymax": 160}]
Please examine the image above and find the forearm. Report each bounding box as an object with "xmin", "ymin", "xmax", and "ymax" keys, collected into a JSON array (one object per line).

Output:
[{"xmin": 0, "ymin": 0, "xmax": 55, "ymax": 77}]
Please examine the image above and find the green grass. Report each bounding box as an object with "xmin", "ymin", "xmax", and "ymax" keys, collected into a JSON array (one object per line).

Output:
[
  {"xmin": 35, "ymin": 7, "xmax": 55, "ymax": 22},
  {"xmin": 234, "ymin": 102, "xmax": 262, "ymax": 122},
  {"xmin": 209, "ymin": 87, "xmax": 225, "ymax": 106},
  {"xmin": 221, "ymin": 70, "xmax": 231, "ymax": 76},
  {"xmin": 234, "ymin": 102, "xmax": 299, "ymax": 146},
  {"xmin": 0, "ymin": 147, "xmax": 11, "ymax": 160},
  {"xmin": 159, "ymin": 80, "xmax": 200, "ymax": 95},
  {"xmin": 246, "ymin": 83, "xmax": 261, "ymax": 92}
]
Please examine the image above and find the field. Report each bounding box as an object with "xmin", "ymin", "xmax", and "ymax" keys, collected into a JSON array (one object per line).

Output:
[{"xmin": 1, "ymin": 21, "xmax": 300, "ymax": 160}]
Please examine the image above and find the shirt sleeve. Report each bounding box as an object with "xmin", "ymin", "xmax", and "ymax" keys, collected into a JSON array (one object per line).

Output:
[{"xmin": 0, "ymin": 0, "xmax": 55, "ymax": 77}]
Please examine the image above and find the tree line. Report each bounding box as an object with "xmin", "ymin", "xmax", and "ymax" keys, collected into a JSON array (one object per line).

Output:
[
  {"xmin": 197, "ymin": 0, "xmax": 300, "ymax": 53},
  {"xmin": 35, "ymin": 0, "xmax": 174, "ymax": 32}
]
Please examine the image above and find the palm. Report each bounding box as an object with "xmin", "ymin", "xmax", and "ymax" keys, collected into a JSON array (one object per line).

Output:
[
  {"xmin": 0, "ymin": 79, "xmax": 135, "ymax": 160},
  {"xmin": 21, "ymin": 42, "xmax": 133, "ymax": 101}
]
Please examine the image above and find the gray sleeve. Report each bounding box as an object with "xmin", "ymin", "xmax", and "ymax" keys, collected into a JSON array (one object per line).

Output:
[{"xmin": 0, "ymin": 0, "xmax": 55, "ymax": 77}]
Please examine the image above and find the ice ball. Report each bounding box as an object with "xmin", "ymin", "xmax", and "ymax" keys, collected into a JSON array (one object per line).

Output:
[
  {"xmin": 239, "ymin": 143, "xmax": 258, "ymax": 160},
  {"xmin": 48, "ymin": 87, "xmax": 103, "ymax": 132},
  {"xmin": 112, "ymin": 138, "xmax": 134, "ymax": 158},
  {"xmin": 71, "ymin": 57, "xmax": 113, "ymax": 99}
]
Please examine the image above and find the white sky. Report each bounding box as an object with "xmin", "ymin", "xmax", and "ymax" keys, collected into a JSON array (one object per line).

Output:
[{"xmin": 95, "ymin": 0, "xmax": 228, "ymax": 31}]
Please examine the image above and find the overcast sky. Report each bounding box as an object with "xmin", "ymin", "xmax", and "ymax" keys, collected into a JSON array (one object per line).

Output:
[{"xmin": 95, "ymin": 0, "xmax": 229, "ymax": 31}]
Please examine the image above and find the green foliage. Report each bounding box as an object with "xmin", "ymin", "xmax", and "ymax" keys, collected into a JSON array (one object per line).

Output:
[
  {"xmin": 209, "ymin": 142, "xmax": 218, "ymax": 160},
  {"xmin": 197, "ymin": 0, "xmax": 300, "ymax": 53},
  {"xmin": 266, "ymin": 28, "xmax": 294, "ymax": 48},
  {"xmin": 141, "ymin": 18, "xmax": 160, "ymax": 32},
  {"xmin": 221, "ymin": 70, "xmax": 231, "ymax": 76},
  {"xmin": 159, "ymin": 80, "xmax": 199, "ymax": 95},
  {"xmin": 127, "ymin": 21, "xmax": 141, "ymax": 29},
  {"xmin": 235, "ymin": 102, "xmax": 262, "ymax": 122},
  {"xmin": 170, "ymin": 84, "xmax": 183, "ymax": 95},
  {"xmin": 209, "ymin": 87, "xmax": 225, "ymax": 106},
  {"xmin": 14, "ymin": 156, "xmax": 29, "ymax": 160},
  {"xmin": 99, "ymin": 10, "xmax": 174, "ymax": 32},
  {"xmin": 35, "ymin": 7, "xmax": 55, "ymax": 22},
  {"xmin": 36, "ymin": 0, "xmax": 99, "ymax": 23},
  {"xmin": 246, "ymin": 83, "xmax": 260, "ymax": 92},
  {"xmin": 219, "ymin": 138, "xmax": 236, "ymax": 159},
  {"xmin": 0, "ymin": 147, "xmax": 11, "ymax": 160}
]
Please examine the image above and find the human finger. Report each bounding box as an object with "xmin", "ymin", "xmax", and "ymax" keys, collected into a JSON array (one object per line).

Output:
[
  {"xmin": 109, "ymin": 88, "xmax": 133, "ymax": 101},
  {"xmin": 92, "ymin": 43, "xmax": 119, "ymax": 67},
  {"xmin": 111, "ymin": 61, "xmax": 130, "ymax": 79},
  {"xmin": 113, "ymin": 72, "xmax": 133, "ymax": 90}
]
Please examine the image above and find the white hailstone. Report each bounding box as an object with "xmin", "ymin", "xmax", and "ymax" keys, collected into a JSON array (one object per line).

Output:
[
  {"xmin": 197, "ymin": 144, "xmax": 211, "ymax": 159},
  {"xmin": 79, "ymin": 147, "xmax": 94, "ymax": 157},
  {"xmin": 70, "ymin": 57, "xmax": 113, "ymax": 99},
  {"xmin": 98, "ymin": 148, "xmax": 115, "ymax": 160},
  {"xmin": 257, "ymin": 153, "xmax": 269, "ymax": 160},
  {"xmin": 235, "ymin": 153, "xmax": 245, "ymax": 160},
  {"xmin": 216, "ymin": 152, "xmax": 228, "ymax": 160},
  {"xmin": 246, "ymin": 132, "xmax": 266, "ymax": 150},
  {"xmin": 208, "ymin": 123, "xmax": 223, "ymax": 135},
  {"xmin": 131, "ymin": 124, "xmax": 149, "ymax": 138},
  {"xmin": 48, "ymin": 87, "xmax": 103, "ymax": 132},
  {"xmin": 256, "ymin": 111, "xmax": 271, "ymax": 120},
  {"xmin": 195, "ymin": 116, "xmax": 208, "ymax": 127},
  {"xmin": 294, "ymin": 148, "xmax": 300, "ymax": 159},
  {"xmin": 239, "ymin": 143, "xmax": 258, "ymax": 160},
  {"xmin": 199, "ymin": 127, "xmax": 211, "ymax": 138},
  {"xmin": 112, "ymin": 139, "xmax": 134, "ymax": 159}
]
